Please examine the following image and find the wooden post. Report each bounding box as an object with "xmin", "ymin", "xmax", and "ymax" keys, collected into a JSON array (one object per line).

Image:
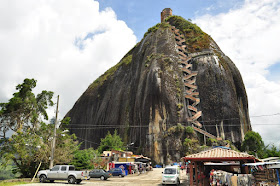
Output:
[
  {"xmin": 199, "ymin": 162, "xmax": 203, "ymax": 186},
  {"xmin": 190, "ymin": 161, "xmax": 193, "ymax": 185},
  {"xmin": 240, "ymin": 161, "xmax": 246, "ymax": 174},
  {"xmin": 244, "ymin": 161, "xmax": 249, "ymax": 174},
  {"xmin": 194, "ymin": 162, "xmax": 198, "ymax": 186},
  {"xmin": 202, "ymin": 163, "xmax": 206, "ymax": 186},
  {"xmin": 31, "ymin": 162, "xmax": 42, "ymax": 182}
]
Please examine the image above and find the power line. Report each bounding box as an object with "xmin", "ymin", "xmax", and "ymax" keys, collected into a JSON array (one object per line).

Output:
[
  {"xmin": 65, "ymin": 113, "xmax": 280, "ymax": 127},
  {"xmin": 251, "ymin": 113, "xmax": 280, "ymax": 117},
  {"xmin": 76, "ymin": 136, "xmax": 100, "ymax": 146},
  {"xmin": 67, "ymin": 124, "xmax": 280, "ymax": 130}
]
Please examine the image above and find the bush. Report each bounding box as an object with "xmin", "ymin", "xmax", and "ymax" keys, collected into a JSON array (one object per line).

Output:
[
  {"xmin": 207, "ymin": 138, "xmax": 217, "ymax": 146},
  {"xmin": 176, "ymin": 123, "xmax": 184, "ymax": 132},
  {"xmin": 71, "ymin": 148, "xmax": 101, "ymax": 170},
  {"xmin": 185, "ymin": 126, "xmax": 194, "ymax": 134}
]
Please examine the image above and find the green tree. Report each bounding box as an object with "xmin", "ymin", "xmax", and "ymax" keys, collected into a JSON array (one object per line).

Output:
[
  {"xmin": 71, "ymin": 148, "xmax": 101, "ymax": 170},
  {"xmin": 263, "ymin": 144, "xmax": 280, "ymax": 158},
  {"xmin": 241, "ymin": 131, "xmax": 265, "ymax": 158},
  {"xmin": 0, "ymin": 159, "xmax": 16, "ymax": 180},
  {"xmin": 0, "ymin": 122, "xmax": 79, "ymax": 178},
  {"xmin": 183, "ymin": 137, "xmax": 199, "ymax": 155},
  {"xmin": 0, "ymin": 78, "xmax": 79, "ymax": 177},
  {"xmin": 0, "ymin": 78, "xmax": 54, "ymax": 133},
  {"xmin": 98, "ymin": 130, "xmax": 124, "ymax": 153}
]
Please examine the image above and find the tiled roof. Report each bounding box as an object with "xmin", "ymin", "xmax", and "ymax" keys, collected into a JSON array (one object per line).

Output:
[{"xmin": 184, "ymin": 147, "xmax": 255, "ymax": 159}]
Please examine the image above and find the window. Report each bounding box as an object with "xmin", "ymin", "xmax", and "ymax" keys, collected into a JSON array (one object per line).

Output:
[
  {"xmin": 61, "ymin": 166, "xmax": 67, "ymax": 171},
  {"xmin": 164, "ymin": 168, "xmax": 176, "ymax": 174},
  {"xmin": 69, "ymin": 166, "xmax": 75, "ymax": 171},
  {"xmin": 51, "ymin": 166, "xmax": 59, "ymax": 171}
]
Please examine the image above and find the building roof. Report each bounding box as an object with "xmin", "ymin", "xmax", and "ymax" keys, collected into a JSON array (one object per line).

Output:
[
  {"xmin": 183, "ymin": 147, "xmax": 257, "ymax": 162},
  {"xmin": 261, "ymin": 157, "xmax": 280, "ymax": 162},
  {"xmin": 268, "ymin": 164, "xmax": 280, "ymax": 169}
]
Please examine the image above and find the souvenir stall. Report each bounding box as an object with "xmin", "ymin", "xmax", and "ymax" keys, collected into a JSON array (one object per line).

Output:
[
  {"xmin": 244, "ymin": 162, "xmax": 280, "ymax": 185},
  {"xmin": 183, "ymin": 147, "xmax": 259, "ymax": 186}
]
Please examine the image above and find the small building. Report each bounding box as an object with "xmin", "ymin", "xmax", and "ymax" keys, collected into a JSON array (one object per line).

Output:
[
  {"xmin": 161, "ymin": 8, "xmax": 172, "ymax": 22},
  {"xmin": 182, "ymin": 147, "xmax": 258, "ymax": 185},
  {"xmin": 102, "ymin": 150, "xmax": 152, "ymax": 173}
]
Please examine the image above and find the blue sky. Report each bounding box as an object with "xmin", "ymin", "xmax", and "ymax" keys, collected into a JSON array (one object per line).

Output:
[
  {"xmin": 97, "ymin": 0, "xmax": 244, "ymax": 40},
  {"xmin": 267, "ymin": 62, "xmax": 280, "ymax": 82},
  {"xmin": 0, "ymin": 0, "xmax": 279, "ymax": 146}
]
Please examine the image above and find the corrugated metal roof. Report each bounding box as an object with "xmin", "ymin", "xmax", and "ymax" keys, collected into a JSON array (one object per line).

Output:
[{"xmin": 185, "ymin": 147, "xmax": 255, "ymax": 159}]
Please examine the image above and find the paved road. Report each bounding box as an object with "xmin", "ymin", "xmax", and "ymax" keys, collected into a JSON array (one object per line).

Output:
[{"xmin": 16, "ymin": 168, "xmax": 189, "ymax": 186}]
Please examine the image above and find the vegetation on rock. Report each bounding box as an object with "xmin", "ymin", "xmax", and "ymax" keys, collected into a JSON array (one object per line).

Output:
[
  {"xmin": 89, "ymin": 54, "xmax": 133, "ymax": 90},
  {"xmin": 166, "ymin": 15, "xmax": 211, "ymax": 52},
  {"xmin": 144, "ymin": 22, "xmax": 170, "ymax": 37},
  {"xmin": 185, "ymin": 126, "xmax": 194, "ymax": 134},
  {"xmin": 183, "ymin": 138, "xmax": 199, "ymax": 155}
]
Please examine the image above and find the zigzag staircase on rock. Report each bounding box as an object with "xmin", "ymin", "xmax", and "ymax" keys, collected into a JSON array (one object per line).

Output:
[{"xmin": 169, "ymin": 25, "xmax": 221, "ymax": 140}]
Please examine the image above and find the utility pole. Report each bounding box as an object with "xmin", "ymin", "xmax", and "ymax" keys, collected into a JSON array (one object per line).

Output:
[{"xmin": 50, "ymin": 95, "xmax": 59, "ymax": 169}]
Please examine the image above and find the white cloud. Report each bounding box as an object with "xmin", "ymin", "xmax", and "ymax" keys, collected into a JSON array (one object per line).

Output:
[
  {"xmin": 195, "ymin": 0, "xmax": 280, "ymax": 146},
  {"xmin": 0, "ymin": 1, "xmax": 137, "ymax": 120}
]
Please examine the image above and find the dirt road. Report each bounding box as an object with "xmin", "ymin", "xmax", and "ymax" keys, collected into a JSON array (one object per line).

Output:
[{"xmin": 16, "ymin": 168, "xmax": 189, "ymax": 186}]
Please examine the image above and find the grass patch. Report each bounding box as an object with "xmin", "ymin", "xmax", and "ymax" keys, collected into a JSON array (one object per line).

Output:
[
  {"xmin": 144, "ymin": 22, "xmax": 170, "ymax": 37},
  {"xmin": 0, "ymin": 181, "xmax": 29, "ymax": 186}
]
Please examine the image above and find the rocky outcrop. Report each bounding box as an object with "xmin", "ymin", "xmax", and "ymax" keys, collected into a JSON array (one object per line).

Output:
[{"xmin": 66, "ymin": 15, "xmax": 251, "ymax": 164}]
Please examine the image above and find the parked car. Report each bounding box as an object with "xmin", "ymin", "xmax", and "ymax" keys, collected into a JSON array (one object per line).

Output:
[
  {"xmin": 109, "ymin": 168, "xmax": 125, "ymax": 177},
  {"xmin": 37, "ymin": 165, "xmax": 89, "ymax": 184},
  {"xmin": 162, "ymin": 166, "xmax": 180, "ymax": 185},
  {"xmin": 89, "ymin": 169, "xmax": 111, "ymax": 180}
]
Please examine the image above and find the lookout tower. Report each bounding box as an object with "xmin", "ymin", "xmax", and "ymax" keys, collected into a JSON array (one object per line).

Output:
[{"xmin": 161, "ymin": 8, "xmax": 172, "ymax": 22}]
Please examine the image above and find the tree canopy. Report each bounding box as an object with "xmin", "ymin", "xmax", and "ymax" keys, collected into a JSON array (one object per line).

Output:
[
  {"xmin": 0, "ymin": 78, "xmax": 79, "ymax": 178},
  {"xmin": 71, "ymin": 148, "xmax": 101, "ymax": 170},
  {"xmin": 0, "ymin": 121, "xmax": 79, "ymax": 178},
  {"xmin": 0, "ymin": 78, "xmax": 54, "ymax": 134},
  {"xmin": 241, "ymin": 131, "xmax": 265, "ymax": 158},
  {"xmin": 98, "ymin": 130, "xmax": 125, "ymax": 153}
]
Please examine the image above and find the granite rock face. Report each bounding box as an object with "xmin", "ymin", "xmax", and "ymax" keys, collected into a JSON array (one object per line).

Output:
[{"xmin": 66, "ymin": 16, "xmax": 251, "ymax": 164}]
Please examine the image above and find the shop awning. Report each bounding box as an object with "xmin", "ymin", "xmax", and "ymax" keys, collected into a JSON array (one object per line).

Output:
[{"xmin": 244, "ymin": 162, "xmax": 280, "ymax": 166}]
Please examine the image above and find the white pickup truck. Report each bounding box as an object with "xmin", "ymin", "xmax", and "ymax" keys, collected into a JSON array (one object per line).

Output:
[{"xmin": 37, "ymin": 165, "xmax": 89, "ymax": 184}]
